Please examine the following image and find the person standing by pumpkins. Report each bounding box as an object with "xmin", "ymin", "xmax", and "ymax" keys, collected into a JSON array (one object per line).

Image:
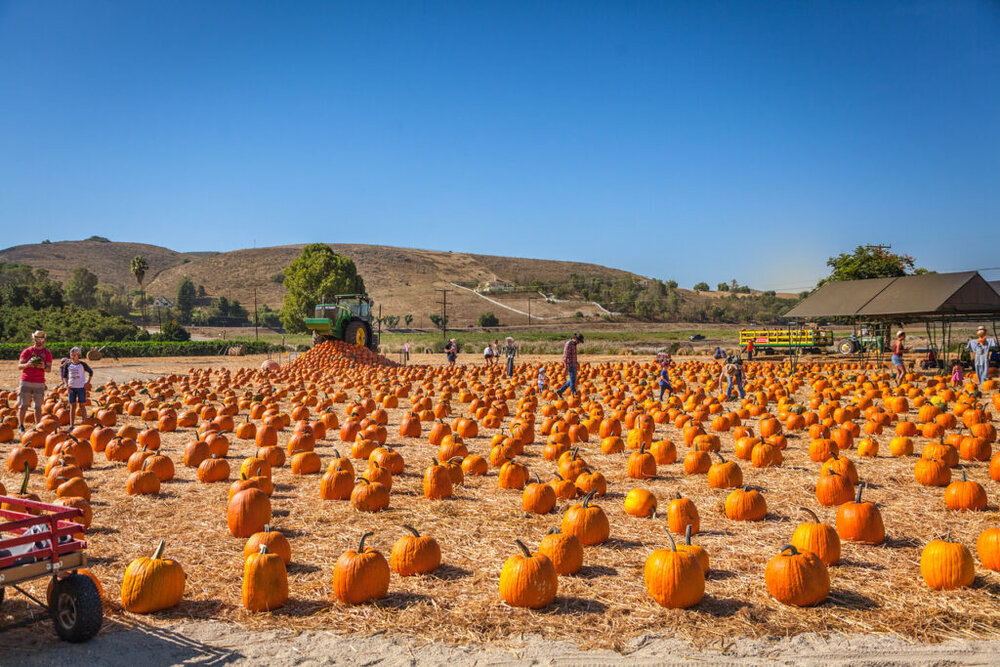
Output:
[
  {"xmin": 61, "ymin": 347, "xmax": 94, "ymax": 425},
  {"xmin": 555, "ymin": 333, "xmax": 583, "ymax": 397},
  {"xmin": 403, "ymin": 341, "xmax": 410, "ymax": 365},
  {"xmin": 891, "ymin": 331, "xmax": 906, "ymax": 386},
  {"xmin": 17, "ymin": 330, "xmax": 52, "ymax": 432},
  {"xmin": 502, "ymin": 336, "xmax": 518, "ymax": 377},
  {"xmin": 444, "ymin": 339, "xmax": 458, "ymax": 368},
  {"xmin": 745, "ymin": 337, "xmax": 755, "ymax": 361},
  {"xmin": 967, "ymin": 326, "xmax": 997, "ymax": 385}
]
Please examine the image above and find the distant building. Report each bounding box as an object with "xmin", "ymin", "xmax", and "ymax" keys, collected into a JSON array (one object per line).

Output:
[
  {"xmin": 479, "ymin": 278, "xmax": 514, "ymax": 294},
  {"xmin": 153, "ymin": 296, "xmax": 173, "ymax": 308}
]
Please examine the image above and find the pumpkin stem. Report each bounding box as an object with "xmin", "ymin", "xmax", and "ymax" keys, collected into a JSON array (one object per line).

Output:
[
  {"xmin": 152, "ymin": 539, "xmax": 166, "ymax": 560},
  {"xmin": 358, "ymin": 531, "xmax": 374, "ymax": 552},
  {"xmin": 685, "ymin": 523, "xmax": 694, "ymax": 545},
  {"xmin": 780, "ymin": 543, "xmax": 799, "ymax": 556},
  {"xmin": 961, "ymin": 468, "xmax": 968, "ymax": 482},
  {"xmin": 259, "ymin": 543, "xmax": 269, "ymax": 555},
  {"xmin": 19, "ymin": 461, "xmax": 30, "ymax": 494},
  {"xmin": 547, "ymin": 526, "xmax": 560, "ymax": 535},
  {"xmin": 553, "ymin": 472, "xmax": 564, "ymax": 481},
  {"xmin": 514, "ymin": 539, "xmax": 532, "ymax": 558},
  {"xmin": 799, "ymin": 507, "xmax": 820, "ymax": 523},
  {"xmin": 661, "ymin": 526, "xmax": 678, "ymax": 552},
  {"xmin": 855, "ymin": 482, "xmax": 864, "ymax": 504},
  {"xmin": 355, "ymin": 476, "xmax": 369, "ymax": 485},
  {"xmin": 582, "ymin": 488, "xmax": 597, "ymax": 508},
  {"xmin": 713, "ymin": 452, "xmax": 725, "ymax": 464},
  {"xmin": 532, "ymin": 472, "xmax": 541, "ymax": 484}
]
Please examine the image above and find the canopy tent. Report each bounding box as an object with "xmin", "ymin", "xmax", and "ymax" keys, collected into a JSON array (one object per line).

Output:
[{"xmin": 785, "ymin": 272, "xmax": 1000, "ymax": 321}]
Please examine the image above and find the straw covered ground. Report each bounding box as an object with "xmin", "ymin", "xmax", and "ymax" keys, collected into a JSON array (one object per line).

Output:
[{"xmin": 2, "ymin": 348, "xmax": 1000, "ymax": 652}]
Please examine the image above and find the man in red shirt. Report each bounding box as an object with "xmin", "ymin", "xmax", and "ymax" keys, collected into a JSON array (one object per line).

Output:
[
  {"xmin": 18, "ymin": 330, "xmax": 52, "ymax": 431},
  {"xmin": 555, "ymin": 333, "xmax": 584, "ymax": 397}
]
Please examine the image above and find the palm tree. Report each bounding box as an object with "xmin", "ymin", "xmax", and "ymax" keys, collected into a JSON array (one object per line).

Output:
[{"xmin": 131, "ymin": 255, "xmax": 149, "ymax": 326}]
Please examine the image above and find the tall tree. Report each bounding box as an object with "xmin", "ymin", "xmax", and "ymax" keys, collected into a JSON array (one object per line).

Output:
[
  {"xmin": 176, "ymin": 276, "xmax": 196, "ymax": 323},
  {"xmin": 130, "ymin": 255, "xmax": 149, "ymax": 325},
  {"xmin": 820, "ymin": 245, "xmax": 926, "ymax": 286},
  {"xmin": 281, "ymin": 244, "xmax": 366, "ymax": 332},
  {"xmin": 65, "ymin": 267, "xmax": 99, "ymax": 308}
]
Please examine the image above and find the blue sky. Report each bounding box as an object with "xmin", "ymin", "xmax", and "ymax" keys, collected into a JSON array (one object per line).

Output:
[{"xmin": 1, "ymin": 1, "xmax": 998, "ymax": 291}]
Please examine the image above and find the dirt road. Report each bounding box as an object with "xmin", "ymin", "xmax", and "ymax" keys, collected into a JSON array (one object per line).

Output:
[{"xmin": 6, "ymin": 619, "xmax": 999, "ymax": 666}]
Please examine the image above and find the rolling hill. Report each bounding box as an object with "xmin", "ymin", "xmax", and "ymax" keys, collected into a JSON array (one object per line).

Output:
[{"xmin": 0, "ymin": 240, "xmax": 644, "ymax": 327}]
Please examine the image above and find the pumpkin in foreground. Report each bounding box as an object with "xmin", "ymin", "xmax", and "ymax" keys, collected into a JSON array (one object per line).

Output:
[
  {"xmin": 243, "ymin": 544, "xmax": 288, "ymax": 611},
  {"xmin": 121, "ymin": 539, "xmax": 186, "ymax": 613},
  {"xmin": 920, "ymin": 537, "xmax": 975, "ymax": 590},
  {"xmin": 333, "ymin": 531, "xmax": 390, "ymax": 604},
  {"xmin": 499, "ymin": 539, "xmax": 558, "ymax": 608},
  {"xmin": 390, "ymin": 525, "xmax": 442, "ymax": 576},
  {"xmin": 644, "ymin": 527, "xmax": 704, "ymax": 608},
  {"xmin": 765, "ymin": 544, "xmax": 829, "ymax": 607}
]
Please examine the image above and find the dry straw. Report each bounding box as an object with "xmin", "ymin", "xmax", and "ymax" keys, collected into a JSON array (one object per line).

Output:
[{"xmin": 3, "ymin": 355, "xmax": 1000, "ymax": 651}]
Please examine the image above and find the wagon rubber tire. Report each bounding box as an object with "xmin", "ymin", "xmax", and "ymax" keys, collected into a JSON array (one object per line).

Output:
[
  {"xmin": 0, "ymin": 585, "xmax": 4, "ymax": 609},
  {"xmin": 50, "ymin": 574, "xmax": 103, "ymax": 643}
]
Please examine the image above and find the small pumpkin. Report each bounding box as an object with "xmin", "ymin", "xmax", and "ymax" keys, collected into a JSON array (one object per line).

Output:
[
  {"xmin": 389, "ymin": 525, "xmax": 441, "ymax": 576},
  {"xmin": 921, "ymin": 536, "xmax": 975, "ymax": 590},
  {"xmin": 644, "ymin": 527, "xmax": 705, "ymax": 609},
  {"xmin": 243, "ymin": 544, "xmax": 288, "ymax": 611},
  {"xmin": 332, "ymin": 531, "xmax": 390, "ymax": 604}
]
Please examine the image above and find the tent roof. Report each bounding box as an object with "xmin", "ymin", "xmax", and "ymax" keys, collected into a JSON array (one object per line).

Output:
[{"xmin": 786, "ymin": 272, "xmax": 1000, "ymax": 319}]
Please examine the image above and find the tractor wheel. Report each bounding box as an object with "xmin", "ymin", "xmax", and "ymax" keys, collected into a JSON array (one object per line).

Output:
[
  {"xmin": 837, "ymin": 338, "xmax": 857, "ymax": 355},
  {"xmin": 344, "ymin": 320, "xmax": 373, "ymax": 350}
]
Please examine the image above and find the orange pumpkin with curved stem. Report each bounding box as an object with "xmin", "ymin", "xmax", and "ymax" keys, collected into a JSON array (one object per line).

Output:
[{"xmin": 332, "ymin": 531, "xmax": 390, "ymax": 604}]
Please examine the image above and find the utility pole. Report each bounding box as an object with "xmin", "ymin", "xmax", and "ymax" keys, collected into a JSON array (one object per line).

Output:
[
  {"xmin": 527, "ymin": 297, "xmax": 532, "ymax": 326},
  {"xmin": 435, "ymin": 288, "xmax": 449, "ymax": 341},
  {"xmin": 253, "ymin": 288, "xmax": 259, "ymax": 342}
]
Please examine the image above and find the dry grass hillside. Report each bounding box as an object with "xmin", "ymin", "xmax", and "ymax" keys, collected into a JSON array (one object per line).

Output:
[
  {"xmin": 0, "ymin": 240, "xmax": 210, "ymax": 288},
  {"xmin": 0, "ymin": 240, "xmax": 641, "ymax": 326}
]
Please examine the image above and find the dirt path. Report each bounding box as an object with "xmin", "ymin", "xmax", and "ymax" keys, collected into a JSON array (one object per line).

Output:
[{"xmin": 6, "ymin": 620, "xmax": 1000, "ymax": 666}]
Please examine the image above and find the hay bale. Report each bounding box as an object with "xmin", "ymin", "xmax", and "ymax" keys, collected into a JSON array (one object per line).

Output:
[
  {"xmin": 228, "ymin": 345, "xmax": 245, "ymax": 357},
  {"xmin": 86, "ymin": 348, "xmax": 102, "ymax": 361}
]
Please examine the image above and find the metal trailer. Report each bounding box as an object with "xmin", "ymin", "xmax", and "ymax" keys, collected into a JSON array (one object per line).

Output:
[{"xmin": 0, "ymin": 495, "xmax": 102, "ymax": 642}]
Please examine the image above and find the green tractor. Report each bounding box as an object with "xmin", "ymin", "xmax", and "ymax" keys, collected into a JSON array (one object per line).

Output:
[{"xmin": 304, "ymin": 294, "xmax": 379, "ymax": 351}]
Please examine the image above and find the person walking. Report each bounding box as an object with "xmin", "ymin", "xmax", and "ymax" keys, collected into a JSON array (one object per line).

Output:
[
  {"xmin": 967, "ymin": 325, "xmax": 997, "ymax": 385},
  {"xmin": 502, "ymin": 336, "xmax": 518, "ymax": 377},
  {"xmin": 403, "ymin": 341, "xmax": 410, "ymax": 365},
  {"xmin": 891, "ymin": 331, "xmax": 906, "ymax": 386},
  {"xmin": 658, "ymin": 357, "xmax": 673, "ymax": 402},
  {"xmin": 61, "ymin": 347, "xmax": 94, "ymax": 425},
  {"xmin": 483, "ymin": 342, "xmax": 494, "ymax": 366},
  {"xmin": 17, "ymin": 330, "xmax": 52, "ymax": 431},
  {"xmin": 555, "ymin": 333, "xmax": 584, "ymax": 397},
  {"xmin": 718, "ymin": 353, "xmax": 745, "ymax": 401}
]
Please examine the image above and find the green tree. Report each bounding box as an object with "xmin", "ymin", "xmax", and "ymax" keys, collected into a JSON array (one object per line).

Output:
[
  {"xmin": 176, "ymin": 277, "xmax": 196, "ymax": 323},
  {"xmin": 130, "ymin": 255, "xmax": 148, "ymax": 324},
  {"xmin": 281, "ymin": 244, "xmax": 366, "ymax": 332},
  {"xmin": 717, "ymin": 282, "xmax": 729, "ymax": 292},
  {"xmin": 65, "ymin": 267, "xmax": 99, "ymax": 308},
  {"xmin": 477, "ymin": 312, "xmax": 500, "ymax": 327},
  {"xmin": 693, "ymin": 282, "xmax": 709, "ymax": 292},
  {"xmin": 404, "ymin": 314, "xmax": 413, "ymax": 327},
  {"xmin": 429, "ymin": 313, "xmax": 448, "ymax": 331},
  {"xmin": 820, "ymin": 246, "xmax": 925, "ymax": 286},
  {"xmin": 157, "ymin": 320, "xmax": 190, "ymax": 341}
]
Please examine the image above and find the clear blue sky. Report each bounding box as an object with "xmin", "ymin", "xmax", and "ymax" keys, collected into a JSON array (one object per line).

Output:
[{"xmin": 2, "ymin": 1, "xmax": 998, "ymax": 291}]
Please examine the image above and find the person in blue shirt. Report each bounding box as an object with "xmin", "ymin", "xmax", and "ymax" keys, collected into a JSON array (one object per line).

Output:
[{"xmin": 658, "ymin": 362, "xmax": 672, "ymax": 401}]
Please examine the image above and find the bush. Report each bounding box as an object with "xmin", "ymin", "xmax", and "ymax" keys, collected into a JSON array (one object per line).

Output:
[
  {"xmin": 693, "ymin": 282, "xmax": 710, "ymax": 291},
  {"xmin": 157, "ymin": 321, "xmax": 191, "ymax": 342},
  {"xmin": 0, "ymin": 305, "xmax": 141, "ymax": 343},
  {"xmin": 477, "ymin": 312, "xmax": 500, "ymax": 327}
]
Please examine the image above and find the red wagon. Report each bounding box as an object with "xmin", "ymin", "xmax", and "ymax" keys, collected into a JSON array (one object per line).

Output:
[{"xmin": 0, "ymin": 494, "xmax": 102, "ymax": 642}]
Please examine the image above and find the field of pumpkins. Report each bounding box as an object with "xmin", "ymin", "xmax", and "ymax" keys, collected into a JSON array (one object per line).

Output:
[{"xmin": 4, "ymin": 339, "xmax": 1000, "ymax": 649}]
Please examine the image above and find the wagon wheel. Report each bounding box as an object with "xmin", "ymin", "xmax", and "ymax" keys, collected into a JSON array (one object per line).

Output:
[
  {"xmin": 0, "ymin": 585, "xmax": 4, "ymax": 609},
  {"xmin": 50, "ymin": 574, "xmax": 103, "ymax": 643}
]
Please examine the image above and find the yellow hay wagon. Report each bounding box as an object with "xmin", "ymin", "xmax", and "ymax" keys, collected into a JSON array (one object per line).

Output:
[{"xmin": 739, "ymin": 327, "xmax": 833, "ymax": 355}]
